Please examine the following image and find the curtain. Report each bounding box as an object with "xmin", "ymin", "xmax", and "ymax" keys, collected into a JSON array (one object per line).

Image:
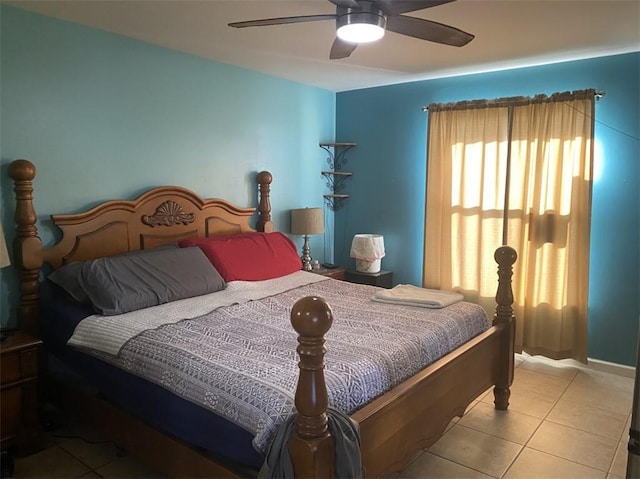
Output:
[{"xmin": 423, "ymin": 91, "xmax": 594, "ymax": 362}]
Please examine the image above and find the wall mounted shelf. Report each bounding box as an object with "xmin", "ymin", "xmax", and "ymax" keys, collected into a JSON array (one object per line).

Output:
[
  {"xmin": 321, "ymin": 171, "xmax": 353, "ymax": 193},
  {"xmin": 319, "ymin": 142, "xmax": 356, "ymax": 211}
]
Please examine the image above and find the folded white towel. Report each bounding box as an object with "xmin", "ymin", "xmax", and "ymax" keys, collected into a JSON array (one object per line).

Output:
[{"xmin": 372, "ymin": 284, "xmax": 464, "ymax": 309}]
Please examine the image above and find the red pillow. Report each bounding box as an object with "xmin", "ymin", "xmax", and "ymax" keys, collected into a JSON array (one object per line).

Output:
[{"xmin": 178, "ymin": 232, "xmax": 302, "ymax": 281}]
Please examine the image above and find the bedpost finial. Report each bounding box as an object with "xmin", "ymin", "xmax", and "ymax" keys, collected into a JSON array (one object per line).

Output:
[
  {"xmin": 291, "ymin": 296, "xmax": 333, "ymax": 337},
  {"xmin": 8, "ymin": 159, "xmax": 36, "ymax": 181},
  {"xmin": 493, "ymin": 245, "xmax": 517, "ymax": 410},
  {"xmin": 494, "ymin": 245, "xmax": 517, "ymax": 314},
  {"xmin": 256, "ymin": 171, "xmax": 273, "ymax": 233},
  {"xmin": 257, "ymin": 170, "xmax": 272, "ymax": 185},
  {"xmin": 9, "ymin": 159, "xmax": 42, "ymax": 336},
  {"xmin": 494, "ymin": 245, "xmax": 517, "ymax": 268},
  {"xmin": 289, "ymin": 295, "xmax": 334, "ymax": 477}
]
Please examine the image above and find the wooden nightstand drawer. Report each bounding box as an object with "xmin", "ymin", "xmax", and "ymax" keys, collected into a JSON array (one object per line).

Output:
[
  {"xmin": 0, "ymin": 331, "xmax": 43, "ymax": 454},
  {"xmin": 1, "ymin": 348, "xmax": 38, "ymax": 386},
  {"xmin": 1, "ymin": 388, "xmax": 22, "ymax": 441},
  {"xmin": 19, "ymin": 349, "xmax": 38, "ymax": 378},
  {"xmin": 1, "ymin": 352, "xmax": 21, "ymax": 385}
]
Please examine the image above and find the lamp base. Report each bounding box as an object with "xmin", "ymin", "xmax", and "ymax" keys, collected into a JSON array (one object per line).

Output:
[
  {"xmin": 301, "ymin": 235, "xmax": 312, "ymax": 271},
  {"xmin": 355, "ymin": 258, "xmax": 381, "ymax": 274}
]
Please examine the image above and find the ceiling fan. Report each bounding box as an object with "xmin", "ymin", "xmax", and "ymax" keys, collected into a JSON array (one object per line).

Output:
[{"xmin": 228, "ymin": 0, "xmax": 474, "ymax": 60}]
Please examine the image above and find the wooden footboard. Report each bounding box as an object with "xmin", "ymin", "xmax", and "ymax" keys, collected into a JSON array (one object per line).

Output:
[{"xmin": 288, "ymin": 246, "xmax": 517, "ymax": 478}]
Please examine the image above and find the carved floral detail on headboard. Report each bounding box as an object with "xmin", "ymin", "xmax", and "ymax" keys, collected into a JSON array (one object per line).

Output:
[{"xmin": 141, "ymin": 200, "xmax": 195, "ymax": 227}]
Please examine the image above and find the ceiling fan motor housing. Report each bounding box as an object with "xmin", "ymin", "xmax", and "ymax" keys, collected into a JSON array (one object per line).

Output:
[{"xmin": 336, "ymin": 4, "xmax": 387, "ymax": 43}]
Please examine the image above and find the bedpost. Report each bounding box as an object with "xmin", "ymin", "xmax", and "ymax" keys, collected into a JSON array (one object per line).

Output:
[
  {"xmin": 256, "ymin": 171, "xmax": 273, "ymax": 233},
  {"xmin": 8, "ymin": 159, "xmax": 43, "ymax": 337},
  {"xmin": 493, "ymin": 245, "xmax": 517, "ymax": 410},
  {"xmin": 289, "ymin": 296, "xmax": 335, "ymax": 479}
]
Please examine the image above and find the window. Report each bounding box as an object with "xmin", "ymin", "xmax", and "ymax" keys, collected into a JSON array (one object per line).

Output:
[{"xmin": 424, "ymin": 90, "xmax": 595, "ymax": 362}]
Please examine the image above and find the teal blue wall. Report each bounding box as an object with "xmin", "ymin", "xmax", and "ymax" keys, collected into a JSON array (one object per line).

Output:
[
  {"xmin": 336, "ymin": 53, "xmax": 640, "ymax": 366},
  {"xmin": 0, "ymin": 7, "xmax": 336, "ymax": 327}
]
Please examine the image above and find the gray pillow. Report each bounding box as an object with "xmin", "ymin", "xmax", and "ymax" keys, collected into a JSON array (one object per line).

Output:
[
  {"xmin": 49, "ymin": 261, "xmax": 90, "ymax": 303},
  {"xmin": 78, "ymin": 246, "xmax": 226, "ymax": 316},
  {"xmin": 48, "ymin": 244, "xmax": 179, "ymax": 304}
]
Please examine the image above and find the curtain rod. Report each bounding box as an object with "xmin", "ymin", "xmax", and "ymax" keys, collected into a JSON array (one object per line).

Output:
[{"xmin": 421, "ymin": 90, "xmax": 605, "ymax": 112}]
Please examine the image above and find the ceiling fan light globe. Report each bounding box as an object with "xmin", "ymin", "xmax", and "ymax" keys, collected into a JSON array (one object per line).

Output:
[
  {"xmin": 336, "ymin": 8, "xmax": 386, "ymax": 44},
  {"xmin": 337, "ymin": 23, "xmax": 385, "ymax": 43}
]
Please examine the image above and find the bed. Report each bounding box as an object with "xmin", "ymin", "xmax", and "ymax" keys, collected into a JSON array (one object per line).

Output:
[{"xmin": 8, "ymin": 158, "xmax": 517, "ymax": 478}]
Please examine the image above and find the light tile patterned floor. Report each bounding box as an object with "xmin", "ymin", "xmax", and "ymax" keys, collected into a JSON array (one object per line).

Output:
[{"xmin": 12, "ymin": 354, "xmax": 635, "ymax": 478}]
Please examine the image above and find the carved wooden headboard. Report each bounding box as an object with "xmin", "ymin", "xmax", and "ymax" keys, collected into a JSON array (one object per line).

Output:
[{"xmin": 8, "ymin": 159, "xmax": 274, "ymax": 335}]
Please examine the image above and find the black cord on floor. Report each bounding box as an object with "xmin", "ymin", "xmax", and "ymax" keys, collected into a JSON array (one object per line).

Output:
[{"xmin": 42, "ymin": 411, "xmax": 127, "ymax": 457}]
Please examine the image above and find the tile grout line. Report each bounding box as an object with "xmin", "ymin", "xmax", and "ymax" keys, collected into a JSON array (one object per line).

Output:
[
  {"xmin": 605, "ymin": 408, "xmax": 633, "ymax": 478},
  {"xmin": 303, "ymin": 358, "xmax": 624, "ymax": 479},
  {"xmin": 498, "ymin": 358, "xmax": 576, "ymax": 477},
  {"xmin": 515, "ymin": 364, "xmax": 625, "ymax": 476},
  {"xmin": 551, "ymin": 365, "xmax": 632, "ymax": 477},
  {"xmin": 426, "ymin": 358, "xmax": 538, "ymax": 478}
]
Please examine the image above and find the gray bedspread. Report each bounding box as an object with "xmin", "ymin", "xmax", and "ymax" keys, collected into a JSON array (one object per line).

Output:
[{"xmin": 87, "ymin": 279, "xmax": 490, "ymax": 453}]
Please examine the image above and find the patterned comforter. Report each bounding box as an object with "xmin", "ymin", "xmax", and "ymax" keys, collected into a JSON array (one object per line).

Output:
[{"xmin": 83, "ymin": 278, "xmax": 490, "ymax": 453}]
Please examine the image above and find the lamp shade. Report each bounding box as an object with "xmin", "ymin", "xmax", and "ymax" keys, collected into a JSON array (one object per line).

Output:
[
  {"xmin": 350, "ymin": 234, "xmax": 385, "ymax": 273},
  {"xmin": 291, "ymin": 208, "xmax": 324, "ymax": 235},
  {"xmin": 0, "ymin": 223, "xmax": 10, "ymax": 268}
]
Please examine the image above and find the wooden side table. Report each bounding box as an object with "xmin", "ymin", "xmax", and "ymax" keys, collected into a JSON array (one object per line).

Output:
[
  {"xmin": 312, "ymin": 267, "xmax": 346, "ymax": 281},
  {"xmin": 345, "ymin": 269, "xmax": 393, "ymax": 288},
  {"xmin": 1, "ymin": 331, "xmax": 43, "ymax": 455}
]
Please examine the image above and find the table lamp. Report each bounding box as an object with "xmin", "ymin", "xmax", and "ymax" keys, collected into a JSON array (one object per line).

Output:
[
  {"xmin": 291, "ymin": 207, "xmax": 324, "ymax": 271},
  {"xmin": 350, "ymin": 234, "xmax": 385, "ymax": 273}
]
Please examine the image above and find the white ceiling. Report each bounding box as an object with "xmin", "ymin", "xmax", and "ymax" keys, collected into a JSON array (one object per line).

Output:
[{"xmin": 7, "ymin": 0, "xmax": 640, "ymax": 92}]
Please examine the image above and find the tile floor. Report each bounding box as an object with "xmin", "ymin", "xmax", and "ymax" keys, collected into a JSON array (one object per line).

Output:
[{"xmin": 12, "ymin": 354, "xmax": 635, "ymax": 478}]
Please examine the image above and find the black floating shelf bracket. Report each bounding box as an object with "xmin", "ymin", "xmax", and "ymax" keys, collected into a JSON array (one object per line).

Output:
[
  {"xmin": 319, "ymin": 142, "xmax": 356, "ymax": 171},
  {"xmin": 319, "ymin": 142, "xmax": 356, "ymax": 211}
]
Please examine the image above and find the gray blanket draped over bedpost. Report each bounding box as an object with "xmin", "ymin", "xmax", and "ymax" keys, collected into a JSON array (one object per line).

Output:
[{"xmin": 493, "ymin": 245, "xmax": 517, "ymax": 410}]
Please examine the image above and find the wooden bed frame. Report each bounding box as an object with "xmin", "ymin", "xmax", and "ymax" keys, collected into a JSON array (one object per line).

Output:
[{"xmin": 8, "ymin": 158, "xmax": 516, "ymax": 479}]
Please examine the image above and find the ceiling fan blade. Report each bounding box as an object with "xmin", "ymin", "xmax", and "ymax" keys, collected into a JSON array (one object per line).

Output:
[
  {"xmin": 386, "ymin": 15, "xmax": 474, "ymax": 46},
  {"xmin": 375, "ymin": 0, "xmax": 457, "ymax": 15},
  {"xmin": 229, "ymin": 14, "xmax": 336, "ymax": 28},
  {"xmin": 330, "ymin": 37, "xmax": 358, "ymax": 59},
  {"xmin": 328, "ymin": 0, "xmax": 361, "ymax": 8}
]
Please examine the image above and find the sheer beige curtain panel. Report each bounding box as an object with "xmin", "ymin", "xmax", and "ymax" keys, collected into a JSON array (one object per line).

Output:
[
  {"xmin": 423, "ymin": 106, "xmax": 510, "ymax": 317},
  {"xmin": 424, "ymin": 90, "xmax": 595, "ymax": 362}
]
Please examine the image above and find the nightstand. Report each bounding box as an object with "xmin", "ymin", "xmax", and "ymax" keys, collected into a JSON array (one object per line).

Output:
[
  {"xmin": 345, "ymin": 269, "xmax": 393, "ymax": 288},
  {"xmin": 1, "ymin": 331, "xmax": 43, "ymax": 455},
  {"xmin": 312, "ymin": 267, "xmax": 346, "ymax": 280}
]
